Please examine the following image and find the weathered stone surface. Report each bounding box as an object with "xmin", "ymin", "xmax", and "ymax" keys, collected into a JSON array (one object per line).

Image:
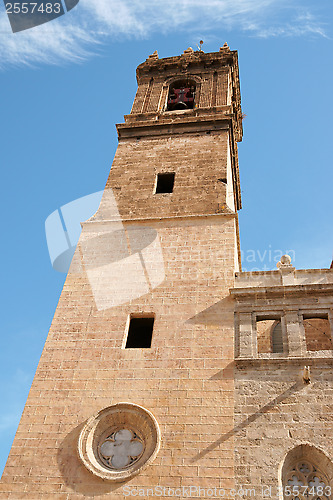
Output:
[
  {"xmin": 1, "ymin": 48, "xmax": 241, "ymax": 499},
  {"xmin": 2, "ymin": 47, "xmax": 332, "ymax": 500}
]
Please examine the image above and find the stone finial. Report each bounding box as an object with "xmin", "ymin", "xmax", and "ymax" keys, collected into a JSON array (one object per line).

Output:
[
  {"xmin": 277, "ymin": 254, "xmax": 296, "ymax": 285},
  {"xmin": 183, "ymin": 47, "xmax": 194, "ymax": 55},
  {"xmin": 220, "ymin": 42, "xmax": 230, "ymax": 51},
  {"xmin": 277, "ymin": 254, "xmax": 293, "ymax": 269},
  {"xmin": 147, "ymin": 50, "xmax": 159, "ymax": 61}
]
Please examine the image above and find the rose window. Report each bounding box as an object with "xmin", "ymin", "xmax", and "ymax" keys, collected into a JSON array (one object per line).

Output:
[
  {"xmin": 78, "ymin": 403, "xmax": 161, "ymax": 482},
  {"xmin": 99, "ymin": 429, "xmax": 144, "ymax": 470},
  {"xmin": 285, "ymin": 459, "xmax": 331, "ymax": 499}
]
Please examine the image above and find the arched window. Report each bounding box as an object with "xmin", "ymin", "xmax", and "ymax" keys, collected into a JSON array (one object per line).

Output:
[
  {"xmin": 281, "ymin": 445, "xmax": 333, "ymax": 500},
  {"xmin": 166, "ymin": 79, "xmax": 196, "ymax": 111},
  {"xmin": 285, "ymin": 459, "xmax": 330, "ymax": 499},
  {"xmin": 256, "ymin": 317, "xmax": 283, "ymax": 354}
]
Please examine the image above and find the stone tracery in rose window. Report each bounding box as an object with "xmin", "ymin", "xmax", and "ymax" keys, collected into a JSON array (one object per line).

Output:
[
  {"xmin": 98, "ymin": 429, "xmax": 144, "ymax": 470},
  {"xmin": 285, "ymin": 459, "xmax": 331, "ymax": 499}
]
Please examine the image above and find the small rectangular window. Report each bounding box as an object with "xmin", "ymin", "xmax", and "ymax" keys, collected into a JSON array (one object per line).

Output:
[
  {"xmin": 125, "ymin": 316, "xmax": 154, "ymax": 348},
  {"xmin": 155, "ymin": 173, "xmax": 175, "ymax": 194},
  {"xmin": 303, "ymin": 314, "xmax": 331, "ymax": 351}
]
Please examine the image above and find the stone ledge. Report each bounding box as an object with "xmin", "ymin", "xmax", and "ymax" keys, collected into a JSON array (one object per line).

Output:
[
  {"xmin": 82, "ymin": 211, "xmax": 238, "ymax": 227},
  {"xmin": 230, "ymin": 283, "xmax": 333, "ymax": 299},
  {"xmin": 116, "ymin": 114, "xmax": 232, "ymax": 139},
  {"xmin": 236, "ymin": 355, "xmax": 333, "ymax": 367},
  {"xmin": 123, "ymin": 105, "xmax": 232, "ymax": 124}
]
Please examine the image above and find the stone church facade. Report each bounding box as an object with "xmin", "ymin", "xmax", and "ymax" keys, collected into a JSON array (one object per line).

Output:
[{"xmin": 1, "ymin": 46, "xmax": 333, "ymax": 499}]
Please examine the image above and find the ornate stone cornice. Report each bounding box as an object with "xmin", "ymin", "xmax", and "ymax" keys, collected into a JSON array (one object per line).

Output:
[
  {"xmin": 116, "ymin": 113, "xmax": 232, "ymax": 139},
  {"xmin": 136, "ymin": 49, "xmax": 238, "ymax": 80}
]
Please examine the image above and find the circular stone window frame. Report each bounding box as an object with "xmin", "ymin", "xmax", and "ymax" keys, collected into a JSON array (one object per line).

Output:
[{"xmin": 78, "ymin": 403, "xmax": 161, "ymax": 482}]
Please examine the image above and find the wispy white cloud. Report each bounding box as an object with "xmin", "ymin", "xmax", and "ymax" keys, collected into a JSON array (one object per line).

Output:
[
  {"xmin": 0, "ymin": 14, "xmax": 98, "ymax": 67},
  {"xmin": 0, "ymin": 0, "xmax": 328, "ymax": 68},
  {"xmin": 243, "ymin": 8, "xmax": 330, "ymax": 38}
]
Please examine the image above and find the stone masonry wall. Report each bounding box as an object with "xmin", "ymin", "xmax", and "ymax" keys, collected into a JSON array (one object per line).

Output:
[
  {"xmin": 233, "ymin": 268, "xmax": 333, "ymax": 498},
  {"xmin": 234, "ymin": 360, "xmax": 333, "ymax": 499},
  {"xmin": 99, "ymin": 131, "xmax": 233, "ymax": 222},
  {"xmin": 1, "ymin": 216, "xmax": 238, "ymax": 499},
  {"xmin": 1, "ymin": 48, "xmax": 243, "ymax": 499}
]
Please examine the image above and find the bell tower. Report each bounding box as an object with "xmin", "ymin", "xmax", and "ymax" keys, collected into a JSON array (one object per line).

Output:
[{"xmin": 1, "ymin": 45, "xmax": 243, "ymax": 498}]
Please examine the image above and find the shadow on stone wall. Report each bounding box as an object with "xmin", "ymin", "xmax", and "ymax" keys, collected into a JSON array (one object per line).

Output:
[
  {"xmin": 209, "ymin": 361, "xmax": 235, "ymax": 380},
  {"xmin": 191, "ymin": 381, "xmax": 305, "ymax": 463},
  {"xmin": 57, "ymin": 423, "xmax": 129, "ymax": 496},
  {"xmin": 185, "ymin": 296, "xmax": 234, "ymax": 327}
]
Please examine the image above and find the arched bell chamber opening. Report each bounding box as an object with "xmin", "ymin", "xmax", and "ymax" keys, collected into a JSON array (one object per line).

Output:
[{"xmin": 166, "ymin": 79, "xmax": 196, "ymax": 111}]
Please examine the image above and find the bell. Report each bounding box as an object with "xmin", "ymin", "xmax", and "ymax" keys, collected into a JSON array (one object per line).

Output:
[
  {"xmin": 167, "ymin": 84, "xmax": 195, "ymax": 111},
  {"xmin": 173, "ymin": 101, "xmax": 188, "ymax": 110}
]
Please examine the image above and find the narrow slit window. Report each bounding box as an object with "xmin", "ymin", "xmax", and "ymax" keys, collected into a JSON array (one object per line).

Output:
[
  {"xmin": 125, "ymin": 317, "xmax": 154, "ymax": 348},
  {"xmin": 155, "ymin": 173, "xmax": 175, "ymax": 194}
]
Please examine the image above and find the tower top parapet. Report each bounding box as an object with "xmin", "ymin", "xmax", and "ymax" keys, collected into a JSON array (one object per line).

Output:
[{"xmin": 137, "ymin": 46, "xmax": 238, "ymax": 82}]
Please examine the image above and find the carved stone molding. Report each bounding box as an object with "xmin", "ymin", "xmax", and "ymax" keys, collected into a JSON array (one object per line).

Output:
[{"xmin": 78, "ymin": 403, "xmax": 161, "ymax": 482}]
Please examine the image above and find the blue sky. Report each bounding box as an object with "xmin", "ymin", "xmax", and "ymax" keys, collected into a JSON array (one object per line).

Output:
[{"xmin": 0, "ymin": 0, "xmax": 332, "ymax": 477}]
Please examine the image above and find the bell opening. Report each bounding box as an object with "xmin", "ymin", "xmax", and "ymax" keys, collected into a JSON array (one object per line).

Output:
[{"xmin": 167, "ymin": 79, "xmax": 196, "ymax": 111}]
